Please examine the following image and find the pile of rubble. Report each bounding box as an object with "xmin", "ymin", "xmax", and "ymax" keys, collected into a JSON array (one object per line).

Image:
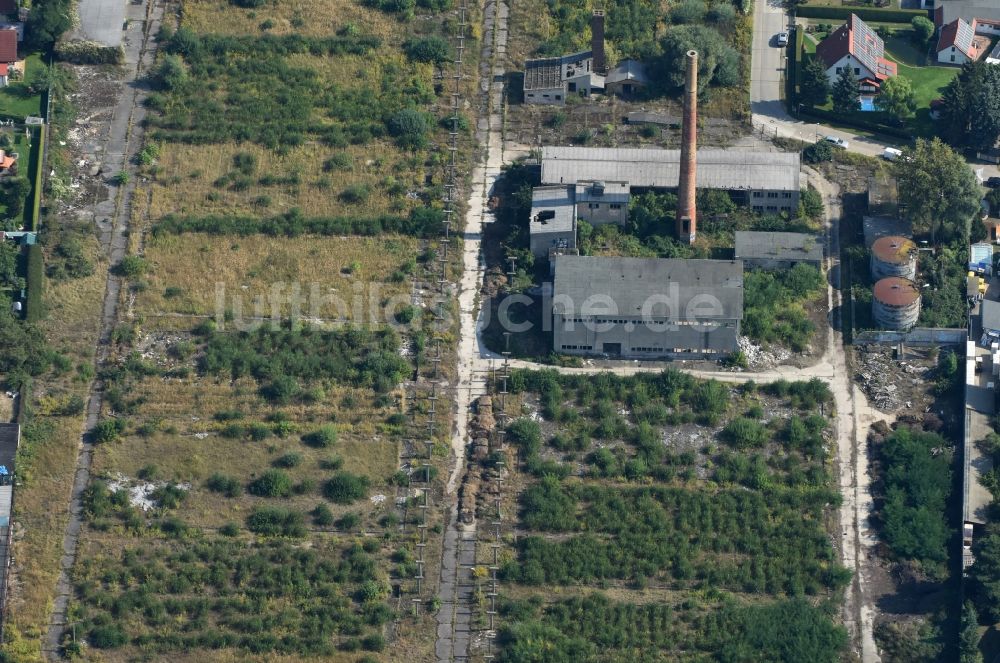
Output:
[
  {"xmin": 737, "ymin": 336, "xmax": 791, "ymax": 369},
  {"xmin": 855, "ymin": 347, "xmax": 928, "ymax": 411}
]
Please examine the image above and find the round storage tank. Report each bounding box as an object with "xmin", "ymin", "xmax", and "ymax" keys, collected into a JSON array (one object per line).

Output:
[
  {"xmin": 873, "ymin": 277, "xmax": 921, "ymax": 330},
  {"xmin": 870, "ymin": 236, "xmax": 917, "ymax": 280}
]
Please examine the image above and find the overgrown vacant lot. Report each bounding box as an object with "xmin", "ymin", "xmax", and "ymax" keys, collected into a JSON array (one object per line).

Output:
[
  {"xmin": 135, "ymin": 233, "xmax": 428, "ymax": 321},
  {"xmin": 491, "ymin": 369, "xmax": 849, "ymax": 662},
  {"xmin": 66, "ymin": 321, "xmax": 448, "ymax": 660}
]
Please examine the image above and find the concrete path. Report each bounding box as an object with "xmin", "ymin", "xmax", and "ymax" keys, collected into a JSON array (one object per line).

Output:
[
  {"xmin": 43, "ymin": 2, "xmax": 164, "ymax": 658},
  {"xmin": 433, "ymin": 0, "xmax": 509, "ymax": 659}
]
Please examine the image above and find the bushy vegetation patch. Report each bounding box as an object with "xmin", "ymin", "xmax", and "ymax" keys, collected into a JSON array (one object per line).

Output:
[
  {"xmin": 503, "ymin": 484, "xmax": 846, "ymax": 594},
  {"xmin": 875, "ymin": 426, "xmax": 952, "ymax": 576},
  {"xmin": 499, "ymin": 593, "xmax": 846, "ymax": 663},
  {"xmin": 743, "ymin": 264, "xmax": 825, "ymax": 351},
  {"xmin": 72, "ymin": 538, "xmax": 393, "ymax": 655},
  {"xmin": 198, "ymin": 324, "xmax": 408, "ymax": 396},
  {"xmin": 147, "ymin": 29, "xmax": 437, "ymax": 150}
]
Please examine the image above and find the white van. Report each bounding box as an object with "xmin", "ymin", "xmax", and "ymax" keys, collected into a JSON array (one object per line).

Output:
[{"xmin": 882, "ymin": 147, "xmax": 903, "ymax": 161}]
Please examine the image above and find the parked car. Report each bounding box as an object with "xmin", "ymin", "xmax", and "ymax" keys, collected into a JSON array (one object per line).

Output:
[
  {"xmin": 881, "ymin": 147, "xmax": 902, "ymax": 161},
  {"xmin": 776, "ymin": 32, "xmax": 789, "ymax": 46},
  {"xmin": 824, "ymin": 135, "xmax": 849, "ymax": 149},
  {"xmin": 985, "ymin": 176, "xmax": 1000, "ymax": 189}
]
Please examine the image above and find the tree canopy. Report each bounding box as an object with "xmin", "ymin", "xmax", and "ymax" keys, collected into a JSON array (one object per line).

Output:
[
  {"xmin": 655, "ymin": 25, "xmax": 739, "ymax": 92},
  {"xmin": 875, "ymin": 75, "xmax": 916, "ymax": 123},
  {"xmin": 940, "ymin": 61, "xmax": 1000, "ymax": 149},
  {"xmin": 799, "ymin": 57, "xmax": 830, "ymax": 108},
  {"xmin": 894, "ymin": 138, "xmax": 981, "ymax": 242},
  {"xmin": 831, "ymin": 66, "xmax": 858, "ymax": 114}
]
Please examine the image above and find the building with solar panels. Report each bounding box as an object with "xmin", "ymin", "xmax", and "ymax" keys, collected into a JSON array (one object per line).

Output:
[{"xmin": 815, "ymin": 14, "xmax": 898, "ymax": 93}]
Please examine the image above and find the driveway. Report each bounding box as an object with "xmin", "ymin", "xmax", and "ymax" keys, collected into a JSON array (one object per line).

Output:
[{"xmin": 73, "ymin": 0, "xmax": 126, "ymax": 47}]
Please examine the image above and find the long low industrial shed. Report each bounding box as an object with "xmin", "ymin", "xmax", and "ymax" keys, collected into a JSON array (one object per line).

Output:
[
  {"xmin": 550, "ymin": 255, "xmax": 744, "ymax": 358},
  {"xmin": 540, "ymin": 146, "xmax": 802, "ymax": 213}
]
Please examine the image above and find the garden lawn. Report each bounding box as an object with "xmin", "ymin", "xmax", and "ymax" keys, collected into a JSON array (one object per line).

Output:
[{"xmin": 0, "ymin": 54, "xmax": 45, "ymax": 119}]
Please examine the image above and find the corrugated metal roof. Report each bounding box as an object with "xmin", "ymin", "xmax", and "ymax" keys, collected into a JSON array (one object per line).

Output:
[
  {"xmin": 552, "ymin": 255, "xmax": 744, "ymax": 320},
  {"xmin": 530, "ymin": 186, "xmax": 575, "ymax": 234},
  {"xmin": 734, "ymin": 231, "xmax": 823, "ymax": 263},
  {"xmin": 983, "ymin": 299, "xmax": 1000, "ymax": 333},
  {"xmin": 541, "ymin": 146, "xmax": 800, "ymax": 192}
]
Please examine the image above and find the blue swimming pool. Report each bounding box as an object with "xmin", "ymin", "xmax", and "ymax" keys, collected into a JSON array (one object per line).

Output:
[{"xmin": 859, "ymin": 97, "xmax": 876, "ymax": 112}]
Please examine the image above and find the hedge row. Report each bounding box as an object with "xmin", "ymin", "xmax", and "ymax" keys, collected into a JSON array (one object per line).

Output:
[
  {"xmin": 25, "ymin": 244, "xmax": 43, "ymax": 322},
  {"xmin": 153, "ymin": 207, "xmax": 445, "ymax": 238},
  {"xmin": 28, "ymin": 126, "xmax": 44, "ymax": 231},
  {"xmin": 55, "ymin": 40, "xmax": 125, "ymax": 65},
  {"xmin": 794, "ymin": 5, "xmax": 927, "ymax": 23}
]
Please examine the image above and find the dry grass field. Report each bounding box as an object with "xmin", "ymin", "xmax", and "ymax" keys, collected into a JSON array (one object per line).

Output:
[
  {"xmin": 136, "ymin": 233, "xmax": 424, "ymax": 320},
  {"xmin": 181, "ymin": 0, "xmax": 403, "ymax": 38}
]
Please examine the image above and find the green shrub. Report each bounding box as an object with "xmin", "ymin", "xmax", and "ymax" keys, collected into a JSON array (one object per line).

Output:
[
  {"xmin": 273, "ymin": 451, "xmax": 302, "ymax": 468},
  {"xmin": 386, "ymin": 109, "xmax": 430, "ymax": 149},
  {"xmin": 312, "ymin": 503, "xmax": 334, "ymax": 526},
  {"xmin": 219, "ymin": 522, "xmax": 240, "ymax": 536},
  {"xmin": 722, "ymin": 417, "xmax": 769, "ymax": 449},
  {"xmin": 92, "ymin": 418, "xmax": 125, "ymax": 444},
  {"xmin": 323, "ymin": 472, "xmax": 370, "ymax": 503},
  {"xmin": 247, "ymin": 469, "xmax": 293, "ymax": 497},
  {"xmin": 302, "ymin": 425, "xmax": 337, "ymax": 448},
  {"xmin": 403, "ymin": 36, "xmax": 450, "ymax": 64},
  {"xmin": 206, "ymin": 472, "xmax": 242, "ymax": 497},
  {"xmin": 115, "ymin": 255, "xmax": 149, "ymax": 278},
  {"xmin": 88, "ymin": 624, "xmax": 127, "ymax": 648},
  {"xmin": 246, "ymin": 506, "xmax": 305, "ymax": 537}
]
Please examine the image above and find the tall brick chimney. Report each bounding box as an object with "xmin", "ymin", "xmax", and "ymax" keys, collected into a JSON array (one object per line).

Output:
[
  {"xmin": 676, "ymin": 49, "xmax": 698, "ymax": 244},
  {"xmin": 591, "ymin": 10, "xmax": 607, "ymax": 74}
]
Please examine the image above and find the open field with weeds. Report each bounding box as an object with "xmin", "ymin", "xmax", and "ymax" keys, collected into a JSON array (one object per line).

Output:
[
  {"xmin": 135, "ymin": 233, "xmax": 428, "ymax": 321},
  {"xmin": 482, "ymin": 369, "xmax": 848, "ymax": 661}
]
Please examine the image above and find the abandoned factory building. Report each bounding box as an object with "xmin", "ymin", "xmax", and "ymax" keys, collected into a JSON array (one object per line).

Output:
[
  {"xmin": 540, "ymin": 146, "xmax": 802, "ymax": 213},
  {"xmin": 550, "ymin": 255, "xmax": 744, "ymax": 358}
]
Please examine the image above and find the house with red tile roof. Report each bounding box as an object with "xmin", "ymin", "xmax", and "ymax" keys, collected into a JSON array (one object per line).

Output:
[
  {"xmin": 815, "ymin": 14, "xmax": 898, "ymax": 92},
  {"xmin": 935, "ymin": 17, "xmax": 989, "ymax": 64},
  {"xmin": 0, "ymin": 28, "xmax": 16, "ymax": 67}
]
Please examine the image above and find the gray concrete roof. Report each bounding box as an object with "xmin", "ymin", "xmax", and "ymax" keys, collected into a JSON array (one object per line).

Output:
[
  {"xmin": 735, "ymin": 231, "xmax": 824, "ymax": 263},
  {"xmin": 937, "ymin": 0, "xmax": 1000, "ymax": 28},
  {"xmin": 981, "ymin": 299, "xmax": 1000, "ymax": 333},
  {"xmin": 574, "ymin": 180, "xmax": 629, "ymax": 205},
  {"xmin": 541, "ymin": 146, "xmax": 800, "ymax": 192},
  {"xmin": 530, "ymin": 186, "xmax": 575, "ymax": 235},
  {"xmin": 552, "ymin": 255, "xmax": 744, "ymax": 320},
  {"xmin": 606, "ymin": 59, "xmax": 649, "ymax": 85}
]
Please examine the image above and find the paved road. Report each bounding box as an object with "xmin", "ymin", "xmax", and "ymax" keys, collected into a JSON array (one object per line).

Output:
[
  {"xmin": 73, "ymin": 0, "xmax": 127, "ymax": 47},
  {"xmin": 750, "ymin": 0, "xmax": 790, "ymax": 122}
]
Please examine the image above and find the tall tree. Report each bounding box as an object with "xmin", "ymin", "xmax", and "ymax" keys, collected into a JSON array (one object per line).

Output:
[
  {"xmin": 875, "ymin": 76, "xmax": 917, "ymax": 123},
  {"xmin": 940, "ymin": 61, "xmax": 1000, "ymax": 148},
  {"xmin": 799, "ymin": 57, "xmax": 830, "ymax": 108},
  {"xmin": 911, "ymin": 16, "xmax": 935, "ymax": 46},
  {"xmin": 970, "ymin": 531, "xmax": 1000, "ymax": 622},
  {"xmin": 894, "ymin": 138, "xmax": 981, "ymax": 242},
  {"xmin": 960, "ymin": 601, "xmax": 984, "ymax": 663},
  {"xmin": 831, "ymin": 66, "xmax": 859, "ymax": 114}
]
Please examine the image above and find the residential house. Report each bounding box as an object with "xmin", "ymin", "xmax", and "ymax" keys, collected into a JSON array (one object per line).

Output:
[
  {"xmin": 815, "ymin": 14, "xmax": 897, "ymax": 93},
  {"xmin": 0, "ymin": 28, "xmax": 16, "ymax": 69},
  {"xmin": 550, "ymin": 255, "xmax": 744, "ymax": 358},
  {"xmin": 936, "ymin": 17, "xmax": 989, "ymax": 64}
]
